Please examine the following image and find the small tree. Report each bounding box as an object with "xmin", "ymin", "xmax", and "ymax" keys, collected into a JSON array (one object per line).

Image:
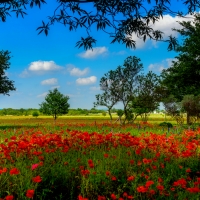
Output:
[
  {"xmin": 102, "ymin": 111, "xmax": 106, "ymax": 117},
  {"xmin": 0, "ymin": 50, "xmax": 16, "ymax": 95},
  {"xmin": 116, "ymin": 109, "xmax": 124, "ymax": 124},
  {"xmin": 32, "ymin": 111, "xmax": 39, "ymax": 118},
  {"xmin": 39, "ymin": 89, "xmax": 70, "ymax": 123},
  {"xmin": 94, "ymin": 56, "xmax": 143, "ymax": 124}
]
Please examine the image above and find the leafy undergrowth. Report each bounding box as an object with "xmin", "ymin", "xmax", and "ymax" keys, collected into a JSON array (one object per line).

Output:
[{"xmin": 0, "ymin": 127, "xmax": 199, "ymax": 200}]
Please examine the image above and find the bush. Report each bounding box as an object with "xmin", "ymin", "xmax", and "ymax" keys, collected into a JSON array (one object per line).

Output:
[
  {"xmin": 159, "ymin": 122, "xmax": 173, "ymax": 128},
  {"xmin": 32, "ymin": 111, "xmax": 39, "ymax": 118}
]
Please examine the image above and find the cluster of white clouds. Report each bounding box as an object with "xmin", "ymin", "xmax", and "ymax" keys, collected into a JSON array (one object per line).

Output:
[
  {"xmin": 148, "ymin": 58, "xmax": 177, "ymax": 73},
  {"xmin": 78, "ymin": 47, "xmax": 108, "ymax": 59},
  {"xmin": 20, "ymin": 61, "xmax": 63, "ymax": 77},
  {"xmin": 67, "ymin": 64, "xmax": 89, "ymax": 76},
  {"xmin": 76, "ymin": 76, "xmax": 97, "ymax": 85},
  {"xmin": 41, "ymin": 78, "xmax": 58, "ymax": 85},
  {"xmin": 132, "ymin": 14, "xmax": 194, "ymax": 49}
]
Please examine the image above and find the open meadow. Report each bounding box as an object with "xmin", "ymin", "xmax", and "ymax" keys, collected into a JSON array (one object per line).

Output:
[{"xmin": 0, "ymin": 115, "xmax": 199, "ymax": 200}]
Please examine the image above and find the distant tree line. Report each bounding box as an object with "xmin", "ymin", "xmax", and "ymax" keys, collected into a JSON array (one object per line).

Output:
[{"xmin": 0, "ymin": 107, "xmax": 115, "ymax": 116}]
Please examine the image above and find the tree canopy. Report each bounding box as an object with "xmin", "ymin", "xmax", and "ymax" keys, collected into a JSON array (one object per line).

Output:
[
  {"xmin": 0, "ymin": 50, "xmax": 16, "ymax": 95},
  {"xmin": 1, "ymin": 0, "xmax": 199, "ymax": 50},
  {"xmin": 161, "ymin": 13, "xmax": 200, "ymax": 101},
  {"xmin": 94, "ymin": 56, "xmax": 143, "ymax": 122},
  {"xmin": 39, "ymin": 88, "xmax": 70, "ymax": 121}
]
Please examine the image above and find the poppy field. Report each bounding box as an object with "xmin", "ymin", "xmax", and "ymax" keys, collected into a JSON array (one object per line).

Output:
[{"xmin": 0, "ymin": 118, "xmax": 199, "ymax": 200}]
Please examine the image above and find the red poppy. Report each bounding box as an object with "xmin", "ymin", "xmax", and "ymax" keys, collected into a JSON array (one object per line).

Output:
[
  {"xmin": 127, "ymin": 176, "xmax": 135, "ymax": 182},
  {"xmin": 105, "ymin": 171, "xmax": 110, "ymax": 176},
  {"xmin": 145, "ymin": 180, "xmax": 154, "ymax": 188},
  {"xmin": 5, "ymin": 195, "xmax": 14, "ymax": 200},
  {"xmin": 9, "ymin": 168, "xmax": 20, "ymax": 175},
  {"xmin": 104, "ymin": 153, "xmax": 109, "ymax": 158},
  {"xmin": 26, "ymin": 189, "xmax": 34, "ymax": 198},
  {"xmin": 98, "ymin": 196, "xmax": 106, "ymax": 200},
  {"xmin": 110, "ymin": 193, "xmax": 117, "ymax": 200},
  {"xmin": 157, "ymin": 185, "xmax": 164, "ymax": 191},
  {"xmin": 32, "ymin": 175, "xmax": 42, "ymax": 183},
  {"xmin": 186, "ymin": 168, "xmax": 191, "ymax": 173},
  {"xmin": 137, "ymin": 186, "xmax": 148, "ymax": 193},
  {"xmin": 111, "ymin": 176, "xmax": 117, "ymax": 181},
  {"xmin": 129, "ymin": 160, "xmax": 134, "ymax": 165},
  {"xmin": 0, "ymin": 167, "xmax": 7, "ymax": 175}
]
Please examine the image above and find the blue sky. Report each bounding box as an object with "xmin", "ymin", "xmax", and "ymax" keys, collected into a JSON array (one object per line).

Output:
[{"xmin": 0, "ymin": 1, "xmax": 196, "ymax": 109}]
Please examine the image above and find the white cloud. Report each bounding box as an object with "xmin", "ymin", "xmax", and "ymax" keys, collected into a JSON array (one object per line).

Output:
[
  {"xmin": 76, "ymin": 76, "xmax": 97, "ymax": 85},
  {"xmin": 148, "ymin": 58, "xmax": 177, "ymax": 73},
  {"xmin": 37, "ymin": 92, "xmax": 48, "ymax": 98},
  {"xmin": 90, "ymin": 86, "xmax": 100, "ymax": 91},
  {"xmin": 78, "ymin": 47, "xmax": 108, "ymax": 59},
  {"xmin": 131, "ymin": 14, "xmax": 194, "ymax": 49},
  {"xmin": 67, "ymin": 64, "xmax": 90, "ymax": 76},
  {"xmin": 29, "ymin": 61, "xmax": 62, "ymax": 71},
  {"xmin": 41, "ymin": 78, "xmax": 58, "ymax": 85},
  {"xmin": 20, "ymin": 61, "xmax": 63, "ymax": 77}
]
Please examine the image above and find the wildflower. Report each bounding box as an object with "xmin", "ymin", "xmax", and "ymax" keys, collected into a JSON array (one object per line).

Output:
[
  {"xmin": 186, "ymin": 168, "xmax": 191, "ymax": 173},
  {"xmin": 105, "ymin": 171, "xmax": 110, "ymax": 176},
  {"xmin": 157, "ymin": 185, "xmax": 164, "ymax": 191},
  {"xmin": 9, "ymin": 168, "xmax": 20, "ymax": 175},
  {"xmin": 130, "ymin": 160, "xmax": 134, "ymax": 165},
  {"xmin": 187, "ymin": 187, "xmax": 200, "ymax": 193},
  {"xmin": 78, "ymin": 195, "xmax": 88, "ymax": 200},
  {"xmin": 5, "ymin": 195, "xmax": 14, "ymax": 200},
  {"xmin": 123, "ymin": 192, "xmax": 128, "ymax": 197},
  {"xmin": 64, "ymin": 162, "xmax": 68, "ymax": 165},
  {"xmin": 158, "ymin": 177, "xmax": 163, "ymax": 183},
  {"xmin": 111, "ymin": 193, "xmax": 117, "ymax": 200},
  {"xmin": 89, "ymin": 163, "xmax": 94, "ymax": 168},
  {"xmin": 145, "ymin": 180, "xmax": 154, "ymax": 188},
  {"xmin": 98, "ymin": 196, "xmax": 106, "ymax": 200},
  {"xmin": 81, "ymin": 169, "xmax": 90, "ymax": 177},
  {"xmin": 104, "ymin": 153, "xmax": 109, "ymax": 158},
  {"xmin": 149, "ymin": 189, "xmax": 156, "ymax": 195},
  {"xmin": 127, "ymin": 176, "xmax": 135, "ymax": 182},
  {"xmin": 137, "ymin": 186, "xmax": 148, "ymax": 193},
  {"xmin": 31, "ymin": 164, "xmax": 39, "ymax": 171},
  {"xmin": 0, "ymin": 167, "xmax": 7, "ymax": 175},
  {"xmin": 26, "ymin": 189, "xmax": 34, "ymax": 198},
  {"xmin": 32, "ymin": 175, "xmax": 42, "ymax": 183},
  {"xmin": 111, "ymin": 176, "xmax": 117, "ymax": 181}
]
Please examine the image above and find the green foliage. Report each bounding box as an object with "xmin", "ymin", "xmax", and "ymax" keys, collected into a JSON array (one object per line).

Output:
[
  {"xmin": 32, "ymin": 111, "xmax": 39, "ymax": 118},
  {"xmin": 159, "ymin": 122, "xmax": 173, "ymax": 128},
  {"xmin": 1, "ymin": 0, "xmax": 198, "ymax": 50},
  {"xmin": 161, "ymin": 13, "xmax": 200, "ymax": 101},
  {"xmin": 116, "ymin": 109, "xmax": 123, "ymax": 117},
  {"xmin": 0, "ymin": 50, "xmax": 15, "ymax": 95},
  {"xmin": 94, "ymin": 56, "xmax": 143, "ymax": 123},
  {"xmin": 102, "ymin": 111, "xmax": 106, "ymax": 116},
  {"xmin": 39, "ymin": 88, "xmax": 70, "ymax": 120},
  {"xmin": 128, "ymin": 71, "xmax": 166, "ymax": 122}
]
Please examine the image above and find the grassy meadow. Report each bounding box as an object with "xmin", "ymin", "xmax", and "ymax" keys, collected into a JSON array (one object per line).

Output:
[{"xmin": 0, "ymin": 114, "xmax": 199, "ymax": 200}]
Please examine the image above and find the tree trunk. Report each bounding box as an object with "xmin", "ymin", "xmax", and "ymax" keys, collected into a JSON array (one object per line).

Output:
[{"xmin": 108, "ymin": 108, "xmax": 112, "ymax": 122}]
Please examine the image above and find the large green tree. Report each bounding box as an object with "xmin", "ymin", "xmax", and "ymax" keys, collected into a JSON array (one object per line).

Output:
[
  {"xmin": 1, "ymin": 0, "xmax": 199, "ymax": 50},
  {"xmin": 94, "ymin": 56, "xmax": 143, "ymax": 123},
  {"xmin": 39, "ymin": 88, "xmax": 70, "ymax": 122},
  {"xmin": 130, "ymin": 71, "xmax": 166, "ymax": 121},
  {"xmin": 0, "ymin": 50, "xmax": 16, "ymax": 95},
  {"xmin": 161, "ymin": 13, "xmax": 200, "ymax": 101}
]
